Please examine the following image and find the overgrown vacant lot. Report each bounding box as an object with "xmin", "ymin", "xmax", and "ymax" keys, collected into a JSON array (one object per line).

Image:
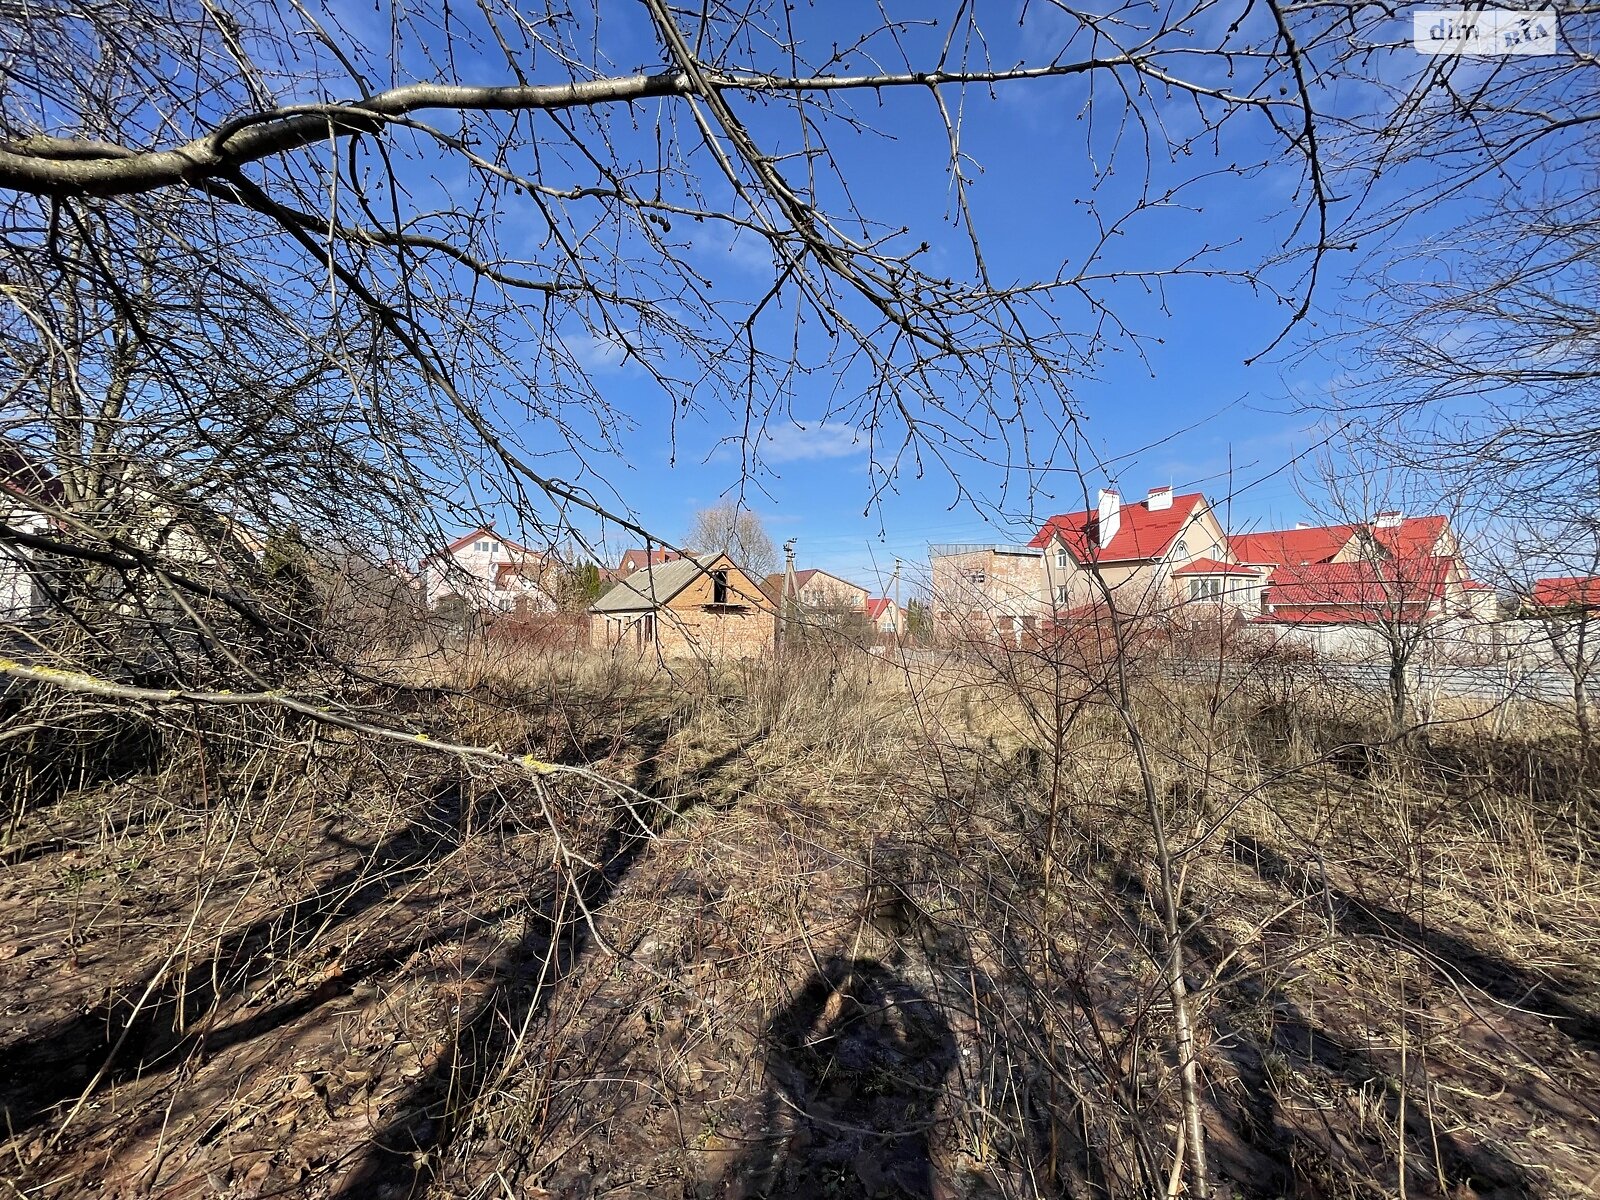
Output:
[{"xmin": 1, "ymin": 646, "xmax": 1596, "ymax": 1199}]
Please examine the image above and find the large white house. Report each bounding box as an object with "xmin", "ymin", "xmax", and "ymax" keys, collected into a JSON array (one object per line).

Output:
[{"xmin": 421, "ymin": 526, "xmax": 559, "ymax": 613}]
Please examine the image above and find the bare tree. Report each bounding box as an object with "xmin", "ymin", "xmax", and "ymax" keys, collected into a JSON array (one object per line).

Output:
[
  {"xmin": 2, "ymin": 6, "xmax": 1597, "ymax": 1196},
  {"xmin": 685, "ymin": 501, "xmax": 776, "ymax": 579},
  {"xmin": 1293, "ymin": 451, "xmax": 1471, "ymax": 736}
]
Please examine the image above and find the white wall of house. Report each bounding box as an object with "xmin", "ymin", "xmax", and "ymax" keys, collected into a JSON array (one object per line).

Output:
[
  {"xmin": 798, "ymin": 571, "xmax": 869, "ymax": 609},
  {"xmin": 424, "ymin": 533, "xmax": 555, "ymax": 612},
  {"xmin": 0, "ymin": 508, "xmax": 48, "ymax": 619}
]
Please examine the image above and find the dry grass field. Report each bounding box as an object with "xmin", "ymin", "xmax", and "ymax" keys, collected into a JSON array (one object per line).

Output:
[{"xmin": 1, "ymin": 640, "xmax": 1596, "ymax": 1199}]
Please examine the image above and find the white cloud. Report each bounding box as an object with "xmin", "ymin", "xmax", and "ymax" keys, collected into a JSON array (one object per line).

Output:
[
  {"xmin": 562, "ymin": 329, "xmax": 634, "ymax": 374},
  {"xmin": 757, "ymin": 421, "xmax": 866, "ymax": 463}
]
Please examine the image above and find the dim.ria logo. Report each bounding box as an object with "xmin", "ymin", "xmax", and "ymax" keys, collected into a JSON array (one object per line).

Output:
[{"xmin": 1413, "ymin": 8, "xmax": 1559, "ymax": 54}]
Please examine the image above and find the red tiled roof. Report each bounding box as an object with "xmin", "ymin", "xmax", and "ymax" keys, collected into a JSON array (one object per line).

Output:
[
  {"xmin": 1461, "ymin": 580, "xmax": 1493, "ymax": 591},
  {"xmin": 1531, "ymin": 576, "xmax": 1600, "ymax": 609},
  {"xmin": 1265, "ymin": 558, "xmax": 1452, "ymax": 620},
  {"xmin": 619, "ymin": 548, "xmax": 683, "ymax": 575},
  {"xmin": 1029, "ymin": 491, "xmax": 1206, "ymax": 563},
  {"xmin": 1229, "ymin": 525, "xmax": 1355, "ymax": 567},
  {"xmin": 1230, "ymin": 515, "xmax": 1449, "ymax": 569},
  {"xmin": 1371, "ymin": 515, "xmax": 1448, "ymax": 559},
  {"xmin": 865, "ymin": 598, "xmax": 894, "ymax": 622},
  {"xmin": 1172, "ymin": 557, "xmax": 1262, "ymax": 577}
]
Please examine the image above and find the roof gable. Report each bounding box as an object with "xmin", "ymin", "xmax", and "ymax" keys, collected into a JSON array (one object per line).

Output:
[
  {"xmin": 1029, "ymin": 491, "xmax": 1207, "ymax": 563},
  {"xmin": 441, "ymin": 526, "xmax": 538, "ymax": 557},
  {"xmin": 592, "ymin": 552, "xmax": 755, "ymax": 613},
  {"xmin": 792, "ymin": 568, "xmax": 866, "ymax": 594}
]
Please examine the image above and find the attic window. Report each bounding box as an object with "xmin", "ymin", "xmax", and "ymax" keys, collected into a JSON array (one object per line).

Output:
[
  {"xmin": 712, "ymin": 569, "xmax": 729, "ymax": 605},
  {"xmin": 476, "ymin": 539, "xmax": 492, "ymax": 553},
  {"xmin": 1055, "ymin": 548, "xmax": 1068, "ymax": 569}
]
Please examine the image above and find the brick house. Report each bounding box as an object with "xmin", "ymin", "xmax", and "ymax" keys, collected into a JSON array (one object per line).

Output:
[{"xmin": 590, "ymin": 552, "xmax": 776, "ymax": 659}]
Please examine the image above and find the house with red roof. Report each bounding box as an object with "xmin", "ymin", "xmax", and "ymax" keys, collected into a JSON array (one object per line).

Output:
[
  {"xmin": 863, "ymin": 597, "xmax": 904, "ymax": 636},
  {"xmin": 617, "ymin": 547, "xmax": 685, "ymax": 578},
  {"xmin": 930, "ymin": 485, "xmax": 1258, "ymax": 640},
  {"xmin": 1029, "ymin": 486, "xmax": 1253, "ymax": 614},
  {"xmin": 421, "ymin": 525, "xmax": 560, "ymax": 613},
  {"xmin": 1229, "ymin": 512, "xmax": 1490, "ymax": 627}
]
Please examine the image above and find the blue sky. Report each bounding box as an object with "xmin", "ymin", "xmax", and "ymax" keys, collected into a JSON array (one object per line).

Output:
[
  {"xmin": 544, "ymin": 15, "xmax": 1342, "ymax": 588},
  {"xmin": 317, "ymin": 0, "xmax": 1581, "ymax": 590}
]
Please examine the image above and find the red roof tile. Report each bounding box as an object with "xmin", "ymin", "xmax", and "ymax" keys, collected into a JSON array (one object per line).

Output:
[
  {"xmin": 1229, "ymin": 525, "xmax": 1355, "ymax": 567},
  {"xmin": 865, "ymin": 598, "xmax": 895, "ymax": 622},
  {"xmin": 1172, "ymin": 557, "xmax": 1263, "ymax": 577},
  {"xmin": 1531, "ymin": 576, "xmax": 1600, "ymax": 609},
  {"xmin": 1029, "ymin": 491, "xmax": 1206, "ymax": 563},
  {"xmin": 1230, "ymin": 515, "xmax": 1449, "ymax": 569},
  {"xmin": 1265, "ymin": 558, "xmax": 1451, "ymax": 619},
  {"xmin": 1370, "ymin": 515, "xmax": 1449, "ymax": 559}
]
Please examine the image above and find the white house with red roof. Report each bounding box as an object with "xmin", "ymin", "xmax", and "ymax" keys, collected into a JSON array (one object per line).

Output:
[
  {"xmin": 421, "ymin": 526, "xmax": 559, "ymax": 613},
  {"xmin": 930, "ymin": 485, "xmax": 1256, "ymax": 639},
  {"xmin": 1229, "ymin": 512, "xmax": 1493, "ymax": 628},
  {"xmin": 1028, "ymin": 485, "xmax": 1247, "ymax": 614},
  {"xmin": 863, "ymin": 597, "xmax": 904, "ymax": 635}
]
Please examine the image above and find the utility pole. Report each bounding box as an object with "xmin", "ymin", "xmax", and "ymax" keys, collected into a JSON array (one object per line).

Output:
[
  {"xmin": 781, "ymin": 538, "xmax": 797, "ymax": 658},
  {"xmin": 891, "ymin": 557, "xmax": 903, "ymax": 650}
]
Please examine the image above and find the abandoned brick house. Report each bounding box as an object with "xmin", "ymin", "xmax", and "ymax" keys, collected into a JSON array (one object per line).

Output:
[{"xmin": 590, "ymin": 552, "xmax": 776, "ymax": 658}]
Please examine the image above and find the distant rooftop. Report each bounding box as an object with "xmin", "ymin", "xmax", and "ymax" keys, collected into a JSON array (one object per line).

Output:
[{"xmin": 928, "ymin": 543, "xmax": 1042, "ymax": 558}]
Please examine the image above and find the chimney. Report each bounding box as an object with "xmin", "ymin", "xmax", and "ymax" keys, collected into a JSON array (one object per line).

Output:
[
  {"xmin": 1375, "ymin": 510, "xmax": 1403, "ymax": 528},
  {"xmin": 1294, "ymin": 522, "xmax": 1311, "ymax": 529},
  {"xmin": 1147, "ymin": 485, "xmax": 1173, "ymax": 511},
  {"xmin": 1096, "ymin": 488, "xmax": 1122, "ymax": 548}
]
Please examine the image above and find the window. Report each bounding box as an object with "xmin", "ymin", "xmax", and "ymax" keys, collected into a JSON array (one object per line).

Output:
[
  {"xmin": 1056, "ymin": 584, "xmax": 1069, "ymax": 604},
  {"xmin": 712, "ymin": 569, "xmax": 729, "ymax": 605},
  {"xmin": 1173, "ymin": 539, "xmax": 1189, "ymax": 560},
  {"xmin": 475, "ymin": 540, "xmax": 491, "ymax": 552},
  {"xmin": 1055, "ymin": 548, "xmax": 1068, "ymax": 570},
  {"xmin": 1188, "ymin": 577, "xmax": 1223, "ymax": 601},
  {"xmin": 963, "ymin": 568, "xmax": 986, "ymax": 586}
]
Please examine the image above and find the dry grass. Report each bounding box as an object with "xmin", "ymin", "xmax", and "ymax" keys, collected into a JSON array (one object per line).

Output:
[{"xmin": 0, "ymin": 640, "xmax": 1596, "ymax": 1198}]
